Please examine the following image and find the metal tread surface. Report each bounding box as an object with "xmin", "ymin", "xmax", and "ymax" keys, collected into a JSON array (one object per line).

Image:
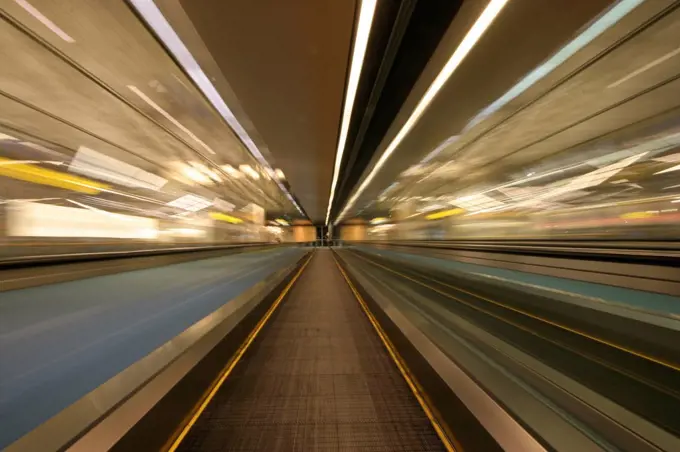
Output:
[{"xmin": 177, "ymin": 249, "xmax": 445, "ymax": 451}]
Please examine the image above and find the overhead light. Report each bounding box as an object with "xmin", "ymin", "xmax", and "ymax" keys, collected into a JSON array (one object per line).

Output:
[
  {"xmin": 336, "ymin": 0, "xmax": 509, "ymax": 224},
  {"xmin": 275, "ymin": 218, "xmax": 289, "ymax": 226},
  {"xmin": 166, "ymin": 194, "xmax": 212, "ymax": 212},
  {"xmin": 182, "ymin": 164, "xmax": 211, "ymax": 184},
  {"xmin": 221, "ymin": 164, "xmax": 242, "ymax": 178},
  {"xmin": 369, "ymin": 217, "xmax": 388, "ymax": 225},
  {"xmin": 274, "ymin": 168, "xmax": 285, "ymax": 180},
  {"xmin": 13, "ymin": 0, "xmax": 75, "ymax": 43},
  {"xmin": 128, "ymin": 0, "xmax": 304, "ymax": 215},
  {"xmin": 70, "ymin": 146, "xmax": 167, "ymax": 190},
  {"xmin": 325, "ymin": 0, "xmax": 377, "ymax": 225},
  {"xmin": 189, "ymin": 161, "xmax": 222, "ymax": 182},
  {"xmin": 239, "ymin": 164, "xmax": 260, "ymax": 180},
  {"xmin": 425, "ymin": 208, "xmax": 465, "ymax": 220}
]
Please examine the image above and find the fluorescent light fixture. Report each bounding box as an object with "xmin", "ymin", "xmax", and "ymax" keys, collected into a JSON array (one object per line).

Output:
[
  {"xmin": 336, "ymin": 0, "xmax": 509, "ymax": 224},
  {"xmin": 128, "ymin": 0, "xmax": 303, "ymax": 214},
  {"xmin": 14, "ymin": 0, "xmax": 75, "ymax": 43},
  {"xmin": 325, "ymin": 0, "xmax": 377, "ymax": 225},
  {"xmin": 166, "ymin": 194, "xmax": 212, "ymax": 212},
  {"xmin": 239, "ymin": 164, "xmax": 260, "ymax": 180},
  {"xmin": 128, "ymin": 85, "xmax": 216, "ymax": 155},
  {"xmin": 189, "ymin": 161, "xmax": 221, "ymax": 182}
]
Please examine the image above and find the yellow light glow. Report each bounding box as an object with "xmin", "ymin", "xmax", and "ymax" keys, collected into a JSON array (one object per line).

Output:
[
  {"xmin": 221, "ymin": 164, "xmax": 242, "ymax": 178},
  {"xmin": 0, "ymin": 157, "xmax": 108, "ymax": 194},
  {"xmin": 425, "ymin": 208, "xmax": 465, "ymax": 220},
  {"xmin": 209, "ymin": 211, "xmax": 243, "ymax": 224},
  {"xmin": 620, "ymin": 211, "xmax": 654, "ymax": 220},
  {"xmin": 275, "ymin": 218, "xmax": 289, "ymax": 226},
  {"xmin": 369, "ymin": 217, "xmax": 388, "ymax": 225},
  {"xmin": 239, "ymin": 165, "xmax": 260, "ymax": 180}
]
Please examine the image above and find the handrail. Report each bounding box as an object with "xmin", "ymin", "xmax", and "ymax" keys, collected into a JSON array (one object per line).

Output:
[{"xmin": 348, "ymin": 240, "xmax": 680, "ymax": 263}]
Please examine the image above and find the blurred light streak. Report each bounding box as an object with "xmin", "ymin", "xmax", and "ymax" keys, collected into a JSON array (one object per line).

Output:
[
  {"xmin": 369, "ymin": 217, "xmax": 389, "ymax": 225},
  {"xmin": 13, "ymin": 0, "xmax": 75, "ymax": 43},
  {"xmin": 325, "ymin": 0, "xmax": 377, "ymax": 225},
  {"xmin": 337, "ymin": 0, "xmax": 509, "ymax": 224},
  {"xmin": 0, "ymin": 157, "xmax": 108, "ymax": 194},
  {"xmin": 127, "ymin": 85, "xmax": 216, "ymax": 155},
  {"xmin": 655, "ymin": 162, "xmax": 680, "ymax": 175},
  {"xmin": 70, "ymin": 146, "xmax": 167, "ymax": 190},
  {"xmin": 7, "ymin": 201, "xmax": 158, "ymax": 239},
  {"xmin": 221, "ymin": 164, "xmax": 242, "ymax": 178},
  {"xmin": 466, "ymin": 0, "xmax": 645, "ymax": 129},
  {"xmin": 239, "ymin": 165, "xmax": 260, "ymax": 180},
  {"xmin": 182, "ymin": 164, "xmax": 212, "ymax": 184},
  {"xmin": 209, "ymin": 212, "xmax": 243, "ymax": 224},
  {"xmin": 425, "ymin": 208, "xmax": 464, "ymax": 220},
  {"xmin": 608, "ymin": 47, "xmax": 680, "ymax": 88},
  {"xmin": 166, "ymin": 227, "xmax": 205, "ymax": 237},
  {"xmin": 0, "ymin": 197, "xmax": 60, "ymax": 205},
  {"xmin": 128, "ymin": 0, "xmax": 303, "ymax": 214},
  {"xmin": 66, "ymin": 199, "xmax": 142, "ymax": 222},
  {"xmin": 275, "ymin": 218, "xmax": 289, "ymax": 226}
]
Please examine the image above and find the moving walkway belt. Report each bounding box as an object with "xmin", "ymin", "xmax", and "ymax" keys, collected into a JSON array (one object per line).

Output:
[{"xmin": 164, "ymin": 249, "xmax": 452, "ymax": 451}]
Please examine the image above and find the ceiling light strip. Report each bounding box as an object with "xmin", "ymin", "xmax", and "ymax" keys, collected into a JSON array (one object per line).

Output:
[
  {"xmin": 128, "ymin": 0, "xmax": 302, "ymax": 214},
  {"xmin": 324, "ymin": 0, "xmax": 378, "ymax": 225},
  {"xmin": 336, "ymin": 0, "xmax": 510, "ymax": 224}
]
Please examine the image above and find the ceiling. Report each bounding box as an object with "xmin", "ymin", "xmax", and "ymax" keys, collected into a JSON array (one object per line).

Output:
[{"xmin": 163, "ymin": 0, "xmax": 358, "ymax": 223}]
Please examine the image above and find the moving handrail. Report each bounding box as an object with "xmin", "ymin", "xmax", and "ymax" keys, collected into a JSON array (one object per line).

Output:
[
  {"xmin": 0, "ymin": 242, "xmax": 281, "ymax": 268},
  {"xmin": 347, "ymin": 240, "xmax": 680, "ymax": 297}
]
